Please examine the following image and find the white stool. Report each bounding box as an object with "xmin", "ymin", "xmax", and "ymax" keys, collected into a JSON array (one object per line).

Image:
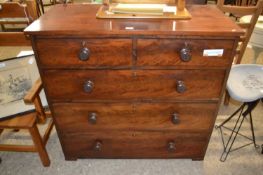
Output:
[{"xmin": 216, "ymin": 64, "xmax": 263, "ymax": 161}]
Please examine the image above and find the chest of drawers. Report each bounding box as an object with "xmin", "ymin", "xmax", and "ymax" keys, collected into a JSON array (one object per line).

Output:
[{"xmin": 25, "ymin": 4, "xmax": 243, "ymax": 160}]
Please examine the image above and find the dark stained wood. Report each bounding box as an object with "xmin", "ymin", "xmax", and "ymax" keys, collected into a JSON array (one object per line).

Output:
[
  {"xmin": 137, "ymin": 39, "xmax": 234, "ymax": 67},
  {"xmin": 53, "ymin": 102, "xmax": 217, "ymax": 133},
  {"xmin": 25, "ymin": 4, "xmax": 243, "ymax": 160},
  {"xmin": 62, "ymin": 131, "xmax": 207, "ymax": 159},
  {"xmin": 42, "ymin": 69, "xmax": 225, "ymax": 101},
  {"xmin": 35, "ymin": 39, "xmax": 132, "ymax": 68},
  {"xmin": 24, "ymin": 4, "xmax": 243, "ymax": 37}
]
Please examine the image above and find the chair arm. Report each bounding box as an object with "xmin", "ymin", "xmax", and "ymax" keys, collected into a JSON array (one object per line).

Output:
[{"xmin": 24, "ymin": 78, "xmax": 43, "ymax": 104}]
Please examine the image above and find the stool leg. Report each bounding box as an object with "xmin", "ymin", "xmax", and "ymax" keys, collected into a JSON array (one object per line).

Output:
[
  {"xmin": 216, "ymin": 103, "xmax": 245, "ymax": 128},
  {"xmin": 220, "ymin": 110, "xmax": 246, "ymax": 162},
  {"xmin": 29, "ymin": 125, "xmax": 50, "ymax": 167},
  {"xmin": 248, "ymin": 112, "xmax": 257, "ymax": 148}
]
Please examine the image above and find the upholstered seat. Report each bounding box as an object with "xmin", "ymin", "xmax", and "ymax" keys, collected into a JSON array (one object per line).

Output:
[
  {"xmin": 227, "ymin": 64, "xmax": 263, "ymax": 102},
  {"xmin": 216, "ymin": 64, "xmax": 263, "ymax": 161}
]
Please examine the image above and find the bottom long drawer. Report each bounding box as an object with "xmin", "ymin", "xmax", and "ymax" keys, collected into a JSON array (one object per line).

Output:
[{"xmin": 61, "ymin": 131, "xmax": 208, "ymax": 160}]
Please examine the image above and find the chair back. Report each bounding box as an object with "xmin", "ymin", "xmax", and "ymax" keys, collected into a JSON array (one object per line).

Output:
[
  {"xmin": 217, "ymin": 0, "xmax": 263, "ymax": 64},
  {"xmin": 0, "ymin": 0, "xmax": 38, "ymax": 46}
]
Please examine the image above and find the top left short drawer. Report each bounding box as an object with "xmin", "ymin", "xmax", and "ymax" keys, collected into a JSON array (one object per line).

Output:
[{"xmin": 35, "ymin": 38, "xmax": 133, "ymax": 68}]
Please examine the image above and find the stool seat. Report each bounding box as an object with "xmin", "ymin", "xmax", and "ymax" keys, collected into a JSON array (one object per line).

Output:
[{"xmin": 227, "ymin": 64, "xmax": 263, "ymax": 102}]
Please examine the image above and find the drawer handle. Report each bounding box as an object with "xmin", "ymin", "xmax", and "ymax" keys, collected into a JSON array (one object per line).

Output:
[
  {"xmin": 171, "ymin": 113, "xmax": 180, "ymax": 124},
  {"xmin": 88, "ymin": 112, "xmax": 97, "ymax": 124},
  {"xmin": 78, "ymin": 43, "xmax": 90, "ymax": 61},
  {"xmin": 93, "ymin": 140, "xmax": 102, "ymax": 151},
  {"xmin": 176, "ymin": 80, "xmax": 186, "ymax": 93},
  {"xmin": 83, "ymin": 80, "xmax": 94, "ymax": 93},
  {"xmin": 167, "ymin": 141, "xmax": 176, "ymax": 152},
  {"xmin": 180, "ymin": 44, "xmax": 191, "ymax": 62}
]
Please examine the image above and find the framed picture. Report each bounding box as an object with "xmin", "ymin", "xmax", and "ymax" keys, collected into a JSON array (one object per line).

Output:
[{"xmin": 0, "ymin": 54, "xmax": 47, "ymax": 120}]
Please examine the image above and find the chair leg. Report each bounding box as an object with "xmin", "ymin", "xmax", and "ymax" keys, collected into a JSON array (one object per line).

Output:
[{"xmin": 29, "ymin": 125, "xmax": 50, "ymax": 167}]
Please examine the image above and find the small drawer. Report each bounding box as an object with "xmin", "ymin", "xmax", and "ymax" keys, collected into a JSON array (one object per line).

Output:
[
  {"xmin": 137, "ymin": 39, "xmax": 235, "ymax": 67},
  {"xmin": 61, "ymin": 131, "xmax": 207, "ymax": 159},
  {"xmin": 53, "ymin": 102, "xmax": 217, "ymax": 133},
  {"xmin": 43, "ymin": 69, "xmax": 225, "ymax": 101},
  {"xmin": 35, "ymin": 38, "xmax": 132, "ymax": 68}
]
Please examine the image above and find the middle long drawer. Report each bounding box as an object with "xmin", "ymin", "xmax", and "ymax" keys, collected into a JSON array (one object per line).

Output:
[
  {"xmin": 52, "ymin": 102, "xmax": 217, "ymax": 133},
  {"xmin": 43, "ymin": 69, "xmax": 225, "ymax": 101}
]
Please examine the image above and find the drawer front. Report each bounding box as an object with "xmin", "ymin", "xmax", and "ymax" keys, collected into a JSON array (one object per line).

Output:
[
  {"xmin": 137, "ymin": 39, "xmax": 234, "ymax": 67},
  {"xmin": 53, "ymin": 102, "xmax": 217, "ymax": 133},
  {"xmin": 35, "ymin": 39, "xmax": 132, "ymax": 68},
  {"xmin": 62, "ymin": 131, "xmax": 207, "ymax": 159},
  {"xmin": 43, "ymin": 69, "xmax": 225, "ymax": 101}
]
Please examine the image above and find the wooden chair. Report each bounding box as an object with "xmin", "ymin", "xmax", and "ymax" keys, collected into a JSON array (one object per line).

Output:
[
  {"xmin": 217, "ymin": 0, "xmax": 263, "ymax": 105},
  {"xmin": 0, "ymin": 0, "xmax": 53, "ymax": 167},
  {"xmin": 0, "ymin": 0, "xmax": 39, "ymax": 32},
  {"xmin": 0, "ymin": 78, "xmax": 54, "ymax": 167}
]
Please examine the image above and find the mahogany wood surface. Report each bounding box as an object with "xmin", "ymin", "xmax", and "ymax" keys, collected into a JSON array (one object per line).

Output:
[
  {"xmin": 25, "ymin": 4, "xmax": 243, "ymax": 160},
  {"xmin": 53, "ymin": 102, "xmax": 217, "ymax": 133},
  {"xmin": 42, "ymin": 69, "xmax": 225, "ymax": 101},
  {"xmin": 24, "ymin": 4, "xmax": 243, "ymax": 37},
  {"xmin": 137, "ymin": 39, "xmax": 234, "ymax": 67},
  {"xmin": 62, "ymin": 131, "xmax": 207, "ymax": 159},
  {"xmin": 35, "ymin": 39, "xmax": 132, "ymax": 68}
]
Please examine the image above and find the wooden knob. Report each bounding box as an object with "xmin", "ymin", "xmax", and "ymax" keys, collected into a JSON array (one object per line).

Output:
[
  {"xmin": 93, "ymin": 140, "xmax": 102, "ymax": 151},
  {"xmin": 78, "ymin": 47, "xmax": 90, "ymax": 61},
  {"xmin": 88, "ymin": 112, "xmax": 97, "ymax": 124},
  {"xmin": 176, "ymin": 80, "xmax": 186, "ymax": 93},
  {"xmin": 180, "ymin": 46, "xmax": 191, "ymax": 62},
  {"xmin": 167, "ymin": 141, "xmax": 176, "ymax": 152},
  {"xmin": 172, "ymin": 113, "xmax": 180, "ymax": 124},
  {"xmin": 83, "ymin": 80, "xmax": 94, "ymax": 93}
]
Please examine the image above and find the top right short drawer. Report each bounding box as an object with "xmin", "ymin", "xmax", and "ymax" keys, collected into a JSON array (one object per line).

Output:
[{"xmin": 137, "ymin": 39, "xmax": 235, "ymax": 67}]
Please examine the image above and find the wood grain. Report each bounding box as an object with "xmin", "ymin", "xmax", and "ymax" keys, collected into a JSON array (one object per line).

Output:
[
  {"xmin": 36, "ymin": 39, "xmax": 132, "ymax": 68},
  {"xmin": 62, "ymin": 131, "xmax": 207, "ymax": 159},
  {"xmin": 24, "ymin": 4, "xmax": 243, "ymax": 37},
  {"xmin": 42, "ymin": 69, "xmax": 225, "ymax": 101},
  {"xmin": 52, "ymin": 102, "xmax": 217, "ymax": 133},
  {"xmin": 137, "ymin": 39, "xmax": 234, "ymax": 67}
]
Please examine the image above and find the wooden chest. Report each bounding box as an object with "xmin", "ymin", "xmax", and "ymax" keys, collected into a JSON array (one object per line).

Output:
[{"xmin": 25, "ymin": 4, "xmax": 243, "ymax": 160}]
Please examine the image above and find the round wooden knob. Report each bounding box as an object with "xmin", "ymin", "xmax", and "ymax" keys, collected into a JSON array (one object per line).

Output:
[
  {"xmin": 172, "ymin": 113, "xmax": 180, "ymax": 124},
  {"xmin": 88, "ymin": 112, "xmax": 97, "ymax": 124},
  {"xmin": 167, "ymin": 141, "xmax": 176, "ymax": 152},
  {"xmin": 93, "ymin": 140, "xmax": 102, "ymax": 151},
  {"xmin": 176, "ymin": 80, "xmax": 186, "ymax": 93},
  {"xmin": 83, "ymin": 80, "xmax": 94, "ymax": 93},
  {"xmin": 78, "ymin": 47, "xmax": 90, "ymax": 61},
  {"xmin": 180, "ymin": 47, "xmax": 191, "ymax": 62}
]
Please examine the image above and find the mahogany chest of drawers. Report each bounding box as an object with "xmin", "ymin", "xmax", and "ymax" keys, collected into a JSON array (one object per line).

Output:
[{"xmin": 25, "ymin": 4, "xmax": 243, "ymax": 160}]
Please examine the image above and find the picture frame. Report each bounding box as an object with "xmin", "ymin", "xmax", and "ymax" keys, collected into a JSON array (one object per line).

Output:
[{"xmin": 0, "ymin": 53, "xmax": 47, "ymax": 120}]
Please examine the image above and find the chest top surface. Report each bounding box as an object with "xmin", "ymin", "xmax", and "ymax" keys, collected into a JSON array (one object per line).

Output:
[{"xmin": 24, "ymin": 4, "xmax": 243, "ymax": 37}]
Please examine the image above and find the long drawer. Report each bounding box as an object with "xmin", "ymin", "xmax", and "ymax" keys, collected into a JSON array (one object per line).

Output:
[
  {"xmin": 43, "ymin": 69, "xmax": 225, "ymax": 101},
  {"xmin": 52, "ymin": 102, "xmax": 217, "ymax": 133},
  {"xmin": 61, "ymin": 131, "xmax": 207, "ymax": 159},
  {"xmin": 35, "ymin": 39, "xmax": 132, "ymax": 68},
  {"xmin": 137, "ymin": 39, "xmax": 234, "ymax": 67}
]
